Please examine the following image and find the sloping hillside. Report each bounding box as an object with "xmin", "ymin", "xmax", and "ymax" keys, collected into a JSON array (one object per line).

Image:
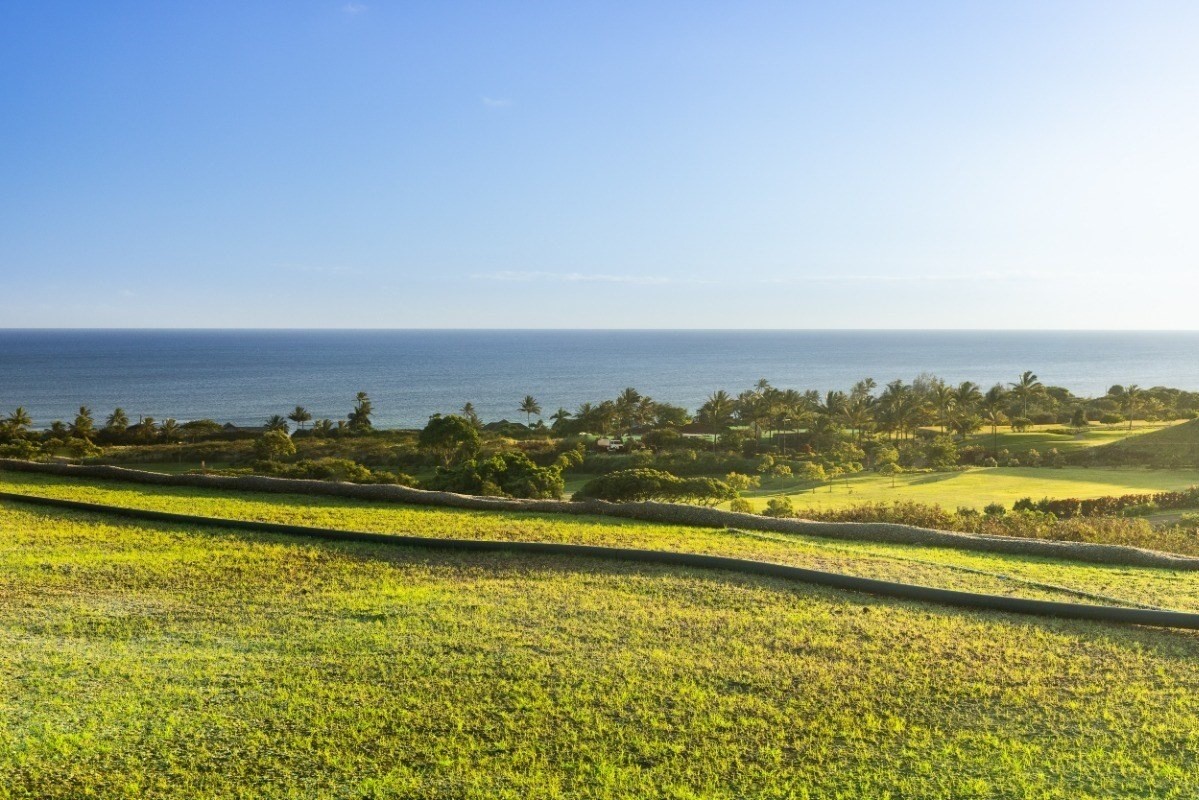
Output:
[
  {"xmin": 1084, "ymin": 418, "xmax": 1199, "ymax": 466},
  {"xmin": 5, "ymin": 496, "xmax": 1199, "ymax": 798}
]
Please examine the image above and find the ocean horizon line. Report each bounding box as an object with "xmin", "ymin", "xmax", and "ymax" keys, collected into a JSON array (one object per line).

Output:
[{"xmin": 3, "ymin": 327, "xmax": 1199, "ymax": 334}]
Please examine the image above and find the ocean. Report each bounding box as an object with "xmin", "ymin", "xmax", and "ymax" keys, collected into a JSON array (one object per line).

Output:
[{"xmin": 1, "ymin": 330, "xmax": 1197, "ymax": 429}]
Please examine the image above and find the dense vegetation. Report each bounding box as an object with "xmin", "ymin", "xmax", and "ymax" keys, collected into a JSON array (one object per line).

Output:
[{"xmin": 3, "ymin": 378, "xmax": 1199, "ymax": 527}]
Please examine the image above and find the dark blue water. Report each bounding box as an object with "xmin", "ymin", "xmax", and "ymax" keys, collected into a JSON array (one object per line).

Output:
[{"xmin": 1, "ymin": 330, "xmax": 1196, "ymax": 429}]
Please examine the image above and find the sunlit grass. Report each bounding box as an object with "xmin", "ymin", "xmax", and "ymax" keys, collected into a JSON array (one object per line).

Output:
[
  {"xmin": 4, "ymin": 469, "xmax": 1199, "ymax": 613},
  {"xmin": 738, "ymin": 466, "xmax": 1199, "ymax": 513},
  {"xmin": 3, "ymin": 501, "xmax": 1199, "ymax": 798}
]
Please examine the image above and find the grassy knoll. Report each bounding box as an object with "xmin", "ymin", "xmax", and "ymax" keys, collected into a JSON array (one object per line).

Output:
[
  {"xmin": 1088, "ymin": 419, "xmax": 1199, "ymax": 466},
  {"xmin": 3, "ymin": 501, "xmax": 1199, "ymax": 798},
  {"xmin": 4, "ymin": 469, "xmax": 1199, "ymax": 613},
  {"xmin": 956, "ymin": 420, "xmax": 1181, "ymax": 454},
  {"xmin": 736, "ymin": 466, "xmax": 1199, "ymax": 514}
]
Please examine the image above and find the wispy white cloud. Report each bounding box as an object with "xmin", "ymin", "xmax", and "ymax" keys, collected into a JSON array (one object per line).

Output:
[
  {"xmin": 342, "ymin": 3, "xmax": 367, "ymax": 15},
  {"xmin": 475, "ymin": 268, "xmax": 1084, "ymax": 287},
  {"xmin": 476, "ymin": 270, "xmax": 680, "ymax": 285},
  {"xmin": 761, "ymin": 269, "xmax": 1089, "ymax": 284},
  {"xmin": 482, "ymin": 97, "xmax": 512, "ymax": 109}
]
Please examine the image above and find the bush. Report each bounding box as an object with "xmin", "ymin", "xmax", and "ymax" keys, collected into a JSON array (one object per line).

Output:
[
  {"xmin": 921, "ymin": 435, "xmax": 959, "ymax": 470},
  {"xmin": 253, "ymin": 457, "xmax": 414, "ymax": 485},
  {"xmin": 66, "ymin": 437, "xmax": 103, "ymax": 460},
  {"xmin": 254, "ymin": 430, "xmax": 296, "ymax": 461},
  {"xmin": 795, "ymin": 462, "xmax": 827, "ymax": 482},
  {"xmin": 573, "ymin": 468, "xmax": 735, "ymax": 505},
  {"xmin": 1100, "ymin": 413, "xmax": 1124, "ymax": 425},
  {"xmin": 724, "ymin": 472, "xmax": 761, "ymax": 492},
  {"xmin": 0, "ymin": 439, "xmax": 39, "ymax": 459},
  {"xmin": 981, "ymin": 457, "xmax": 998, "ymax": 468},
  {"xmin": 641, "ymin": 428, "xmax": 683, "ymax": 450},
  {"xmin": 418, "ymin": 414, "xmax": 480, "ymax": 467},
  {"xmin": 761, "ymin": 497, "xmax": 795, "ymax": 518},
  {"xmin": 428, "ymin": 451, "xmax": 564, "ymax": 499},
  {"xmin": 983, "ymin": 502, "xmax": 1007, "ymax": 516},
  {"xmin": 729, "ymin": 497, "xmax": 754, "ymax": 514}
]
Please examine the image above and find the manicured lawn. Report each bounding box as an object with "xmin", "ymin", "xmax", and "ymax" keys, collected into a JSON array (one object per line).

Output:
[
  {"xmin": 738, "ymin": 466, "xmax": 1199, "ymax": 513},
  {"xmin": 3, "ymin": 499, "xmax": 1199, "ymax": 798}
]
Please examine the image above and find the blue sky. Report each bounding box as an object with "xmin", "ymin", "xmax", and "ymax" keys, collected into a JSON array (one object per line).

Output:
[{"xmin": 2, "ymin": 1, "xmax": 1197, "ymax": 328}]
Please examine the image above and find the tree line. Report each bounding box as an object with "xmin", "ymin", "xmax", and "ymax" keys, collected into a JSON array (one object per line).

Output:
[{"xmin": 4, "ymin": 375, "xmax": 1196, "ymax": 450}]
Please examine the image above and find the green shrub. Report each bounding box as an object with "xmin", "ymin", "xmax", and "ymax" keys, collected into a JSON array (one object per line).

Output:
[
  {"xmin": 723, "ymin": 472, "xmax": 761, "ymax": 492},
  {"xmin": 761, "ymin": 496, "xmax": 795, "ymax": 518},
  {"xmin": 574, "ymin": 468, "xmax": 735, "ymax": 506},
  {"xmin": 427, "ymin": 451, "xmax": 564, "ymax": 499},
  {"xmin": 729, "ymin": 497, "xmax": 754, "ymax": 514},
  {"xmin": 795, "ymin": 462, "xmax": 827, "ymax": 482},
  {"xmin": 0, "ymin": 440, "xmax": 40, "ymax": 460},
  {"xmin": 254, "ymin": 430, "xmax": 296, "ymax": 461}
]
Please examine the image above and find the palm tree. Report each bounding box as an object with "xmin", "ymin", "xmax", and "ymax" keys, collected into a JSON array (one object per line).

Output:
[
  {"xmin": 312, "ymin": 418, "xmax": 335, "ymax": 436},
  {"xmin": 698, "ymin": 390, "xmax": 735, "ymax": 453},
  {"xmin": 288, "ymin": 406, "xmax": 312, "ymax": 431},
  {"xmin": 981, "ymin": 384, "xmax": 1008, "ymax": 456},
  {"xmin": 574, "ymin": 402, "xmax": 597, "ymax": 433},
  {"xmin": 931, "ymin": 384, "xmax": 956, "ymax": 433},
  {"xmin": 877, "ymin": 381, "xmax": 914, "ymax": 440},
  {"xmin": 614, "ymin": 388, "xmax": 642, "ymax": 434},
  {"xmin": 549, "ymin": 407, "xmax": 573, "ymax": 431},
  {"xmin": 71, "ymin": 406, "xmax": 95, "ymax": 440},
  {"xmin": 1121, "ymin": 384, "xmax": 1143, "ymax": 430},
  {"xmin": 1009, "ymin": 370, "xmax": 1043, "ymax": 419},
  {"xmin": 953, "ymin": 381, "xmax": 983, "ymax": 414},
  {"xmin": 6, "ymin": 407, "xmax": 32, "ymax": 434},
  {"xmin": 519, "ymin": 395, "xmax": 542, "ymax": 426},
  {"xmin": 266, "ymin": 415, "xmax": 290, "ymax": 433},
  {"xmin": 838, "ymin": 395, "xmax": 875, "ymax": 442},
  {"xmin": 850, "ymin": 377, "xmax": 877, "ymax": 401},
  {"xmin": 348, "ymin": 392, "xmax": 373, "ymax": 431},
  {"xmin": 105, "ymin": 408, "xmax": 129, "ymax": 432},
  {"xmin": 160, "ymin": 418, "xmax": 180, "ymax": 441},
  {"xmin": 461, "ymin": 402, "xmax": 481, "ymax": 428}
]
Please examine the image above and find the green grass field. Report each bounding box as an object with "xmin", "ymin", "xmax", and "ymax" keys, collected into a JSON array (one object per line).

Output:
[
  {"xmin": 3, "ymin": 475, "xmax": 1199, "ymax": 798},
  {"xmin": 736, "ymin": 466, "xmax": 1199, "ymax": 514},
  {"xmin": 956, "ymin": 420, "xmax": 1181, "ymax": 453},
  {"xmin": 6, "ymin": 469, "xmax": 1199, "ymax": 609}
]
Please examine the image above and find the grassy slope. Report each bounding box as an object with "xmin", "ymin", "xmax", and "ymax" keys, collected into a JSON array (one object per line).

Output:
[
  {"xmin": 957, "ymin": 420, "xmax": 1181, "ymax": 453},
  {"xmin": 3, "ymin": 502, "xmax": 1199, "ymax": 799},
  {"xmin": 738, "ymin": 466, "xmax": 1199, "ymax": 513},
  {"xmin": 3, "ymin": 469, "xmax": 1199, "ymax": 612},
  {"xmin": 1089, "ymin": 419, "xmax": 1199, "ymax": 464}
]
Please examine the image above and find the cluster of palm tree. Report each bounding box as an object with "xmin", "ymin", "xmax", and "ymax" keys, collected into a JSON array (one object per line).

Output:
[
  {"xmin": 0, "ymin": 404, "xmax": 182, "ymax": 445},
  {"xmin": 263, "ymin": 393, "xmax": 372, "ymax": 436},
  {"xmin": 468, "ymin": 375, "xmax": 1054, "ymax": 451},
  {"xmin": 542, "ymin": 388, "xmax": 691, "ymax": 438},
  {"xmin": 691, "ymin": 373, "xmax": 1054, "ymax": 454}
]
